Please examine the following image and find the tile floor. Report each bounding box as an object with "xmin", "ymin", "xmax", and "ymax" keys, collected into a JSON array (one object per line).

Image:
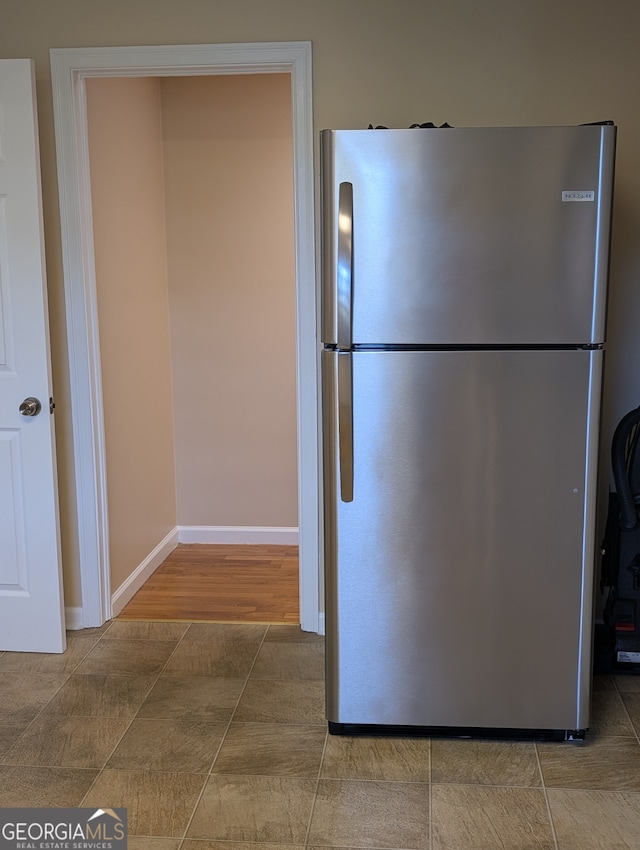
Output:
[{"xmin": 1, "ymin": 621, "xmax": 640, "ymax": 849}]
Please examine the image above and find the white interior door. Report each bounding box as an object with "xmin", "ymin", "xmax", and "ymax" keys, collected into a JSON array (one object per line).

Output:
[{"xmin": 0, "ymin": 59, "xmax": 66, "ymax": 653}]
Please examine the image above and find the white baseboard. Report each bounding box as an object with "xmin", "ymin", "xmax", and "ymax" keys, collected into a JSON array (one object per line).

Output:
[
  {"xmin": 178, "ymin": 525, "xmax": 299, "ymax": 545},
  {"xmin": 64, "ymin": 607, "xmax": 85, "ymax": 631},
  {"xmin": 110, "ymin": 528, "xmax": 180, "ymax": 617}
]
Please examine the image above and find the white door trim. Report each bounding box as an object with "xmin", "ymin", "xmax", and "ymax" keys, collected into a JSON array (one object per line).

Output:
[{"xmin": 50, "ymin": 42, "xmax": 320, "ymax": 631}]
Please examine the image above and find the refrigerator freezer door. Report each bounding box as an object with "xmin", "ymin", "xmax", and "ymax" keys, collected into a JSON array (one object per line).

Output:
[
  {"xmin": 322, "ymin": 126, "xmax": 615, "ymax": 346},
  {"xmin": 323, "ymin": 348, "xmax": 601, "ymax": 731}
]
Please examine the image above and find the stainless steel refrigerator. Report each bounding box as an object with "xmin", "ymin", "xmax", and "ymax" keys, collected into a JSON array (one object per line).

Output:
[{"xmin": 321, "ymin": 123, "xmax": 616, "ymax": 739}]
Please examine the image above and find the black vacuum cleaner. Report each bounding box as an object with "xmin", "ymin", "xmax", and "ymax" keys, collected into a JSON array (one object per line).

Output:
[{"xmin": 597, "ymin": 405, "xmax": 640, "ymax": 672}]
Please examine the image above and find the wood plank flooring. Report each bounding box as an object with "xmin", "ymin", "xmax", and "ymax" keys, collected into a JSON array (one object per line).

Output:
[{"xmin": 117, "ymin": 543, "xmax": 300, "ymax": 623}]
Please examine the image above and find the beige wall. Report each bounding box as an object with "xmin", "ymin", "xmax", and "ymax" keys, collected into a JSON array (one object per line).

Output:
[
  {"xmin": 1, "ymin": 0, "xmax": 639, "ymax": 607},
  {"xmin": 161, "ymin": 74, "xmax": 297, "ymax": 527},
  {"xmin": 85, "ymin": 77, "xmax": 177, "ymax": 593}
]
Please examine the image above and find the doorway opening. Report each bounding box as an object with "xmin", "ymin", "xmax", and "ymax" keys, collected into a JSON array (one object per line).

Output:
[
  {"xmin": 84, "ymin": 73, "xmax": 299, "ymax": 623},
  {"xmin": 50, "ymin": 42, "xmax": 320, "ymax": 633}
]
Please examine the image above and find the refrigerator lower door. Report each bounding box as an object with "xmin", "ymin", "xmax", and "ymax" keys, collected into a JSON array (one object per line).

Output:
[{"xmin": 323, "ymin": 348, "xmax": 602, "ymax": 733}]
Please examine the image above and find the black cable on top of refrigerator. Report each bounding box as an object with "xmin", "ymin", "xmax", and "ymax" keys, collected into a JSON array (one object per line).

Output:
[
  {"xmin": 367, "ymin": 122, "xmax": 452, "ymax": 129},
  {"xmin": 366, "ymin": 120, "xmax": 613, "ymax": 129}
]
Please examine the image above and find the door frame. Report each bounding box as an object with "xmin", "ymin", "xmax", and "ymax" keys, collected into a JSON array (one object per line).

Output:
[{"xmin": 50, "ymin": 42, "xmax": 320, "ymax": 632}]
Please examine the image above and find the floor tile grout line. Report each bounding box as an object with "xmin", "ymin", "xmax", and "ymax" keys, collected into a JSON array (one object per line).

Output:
[
  {"xmin": 217, "ymin": 622, "xmax": 270, "ymax": 734},
  {"xmin": 202, "ymin": 621, "xmax": 272, "ymax": 762},
  {"xmin": 62, "ymin": 626, "xmax": 119, "ymax": 806},
  {"xmin": 534, "ymin": 741, "xmax": 560, "ymax": 850},
  {"xmin": 173, "ymin": 623, "xmax": 271, "ymax": 847},
  {"xmin": 428, "ymin": 737, "xmax": 433, "ymax": 850},
  {"xmin": 0, "ymin": 687, "xmax": 69, "ymax": 765},
  {"xmin": 163, "ymin": 769, "xmax": 209, "ymax": 850},
  {"xmin": 613, "ymin": 675, "xmax": 640, "ymax": 745},
  {"xmin": 0, "ymin": 630, "xmax": 109, "ymax": 767},
  {"xmin": 214, "ymin": 624, "xmax": 270, "ymax": 742},
  {"xmin": 78, "ymin": 621, "xmax": 194, "ymax": 808},
  {"xmin": 430, "ymin": 779, "xmax": 640, "ymax": 793},
  {"xmin": 302, "ymin": 721, "xmax": 330, "ymax": 847}
]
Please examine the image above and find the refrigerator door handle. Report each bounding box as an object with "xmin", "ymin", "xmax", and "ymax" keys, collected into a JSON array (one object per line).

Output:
[
  {"xmin": 338, "ymin": 351, "xmax": 354, "ymax": 502},
  {"xmin": 337, "ymin": 181, "xmax": 353, "ymax": 351}
]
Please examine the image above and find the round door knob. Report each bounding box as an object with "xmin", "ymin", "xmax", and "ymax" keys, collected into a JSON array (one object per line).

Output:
[{"xmin": 19, "ymin": 397, "xmax": 42, "ymax": 417}]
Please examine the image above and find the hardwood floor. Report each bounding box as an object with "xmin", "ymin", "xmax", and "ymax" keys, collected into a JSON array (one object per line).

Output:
[{"xmin": 117, "ymin": 543, "xmax": 300, "ymax": 623}]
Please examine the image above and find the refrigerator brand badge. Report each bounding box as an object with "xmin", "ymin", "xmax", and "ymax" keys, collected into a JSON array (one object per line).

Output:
[{"xmin": 562, "ymin": 190, "xmax": 595, "ymax": 202}]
